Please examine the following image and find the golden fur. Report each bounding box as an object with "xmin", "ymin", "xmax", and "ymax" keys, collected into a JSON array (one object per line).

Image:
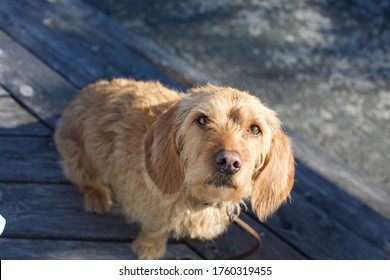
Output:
[{"xmin": 54, "ymin": 79, "xmax": 295, "ymax": 259}]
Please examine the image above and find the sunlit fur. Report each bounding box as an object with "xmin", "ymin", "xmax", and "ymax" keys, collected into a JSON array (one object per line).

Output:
[{"xmin": 54, "ymin": 79, "xmax": 295, "ymax": 259}]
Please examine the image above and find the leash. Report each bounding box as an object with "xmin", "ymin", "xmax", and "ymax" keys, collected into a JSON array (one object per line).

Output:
[{"xmin": 226, "ymin": 213, "xmax": 261, "ymax": 260}]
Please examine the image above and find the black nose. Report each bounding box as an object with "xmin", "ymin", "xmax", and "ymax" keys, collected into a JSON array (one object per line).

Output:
[{"xmin": 214, "ymin": 150, "xmax": 242, "ymax": 175}]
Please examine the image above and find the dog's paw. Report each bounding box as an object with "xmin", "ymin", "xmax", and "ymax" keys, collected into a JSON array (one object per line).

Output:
[
  {"xmin": 83, "ymin": 185, "xmax": 112, "ymax": 214},
  {"xmin": 132, "ymin": 235, "xmax": 167, "ymax": 260}
]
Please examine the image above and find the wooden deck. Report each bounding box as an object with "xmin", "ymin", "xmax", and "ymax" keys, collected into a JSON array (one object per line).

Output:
[{"xmin": 0, "ymin": 0, "xmax": 389, "ymax": 260}]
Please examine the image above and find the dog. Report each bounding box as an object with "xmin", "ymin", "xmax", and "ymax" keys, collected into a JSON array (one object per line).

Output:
[{"xmin": 54, "ymin": 78, "xmax": 295, "ymax": 259}]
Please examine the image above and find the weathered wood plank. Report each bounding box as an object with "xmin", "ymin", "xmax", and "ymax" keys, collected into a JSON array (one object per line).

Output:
[
  {"xmin": 0, "ymin": 29, "xmax": 76, "ymax": 128},
  {"xmin": 0, "ymin": 183, "xmax": 138, "ymax": 240},
  {"xmin": 3, "ymin": 135, "xmax": 388, "ymax": 259},
  {"xmin": 0, "ymin": 137, "xmax": 65, "ymax": 183},
  {"xmin": 0, "ymin": 238, "xmax": 201, "ymax": 260},
  {"xmin": 261, "ymin": 189, "xmax": 389, "ymax": 259},
  {"xmin": 294, "ymin": 162, "xmax": 390, "ymax": 256},
  {"xmin": 0, "ymin": 94, "xmax": 50, "ymax": 136},
  {"xmin": 0, "ymin": 182, "xmax": 303, "ymax": 260},
  {"xmin": 0, "ymin": 0, "xmax": 182, "ymax": 90},
  {"xmin": 287, "ymin": 129, "xmax": 390, "ymax": 219},
  {"xmin": 185, "ymin": 213, "xmax": 307, "ymax": 260}
]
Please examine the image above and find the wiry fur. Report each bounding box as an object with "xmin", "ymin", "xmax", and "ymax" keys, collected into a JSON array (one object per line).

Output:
[{"xmin": 54, "ymin": 79, "xmax": 295, "ymax": 259}]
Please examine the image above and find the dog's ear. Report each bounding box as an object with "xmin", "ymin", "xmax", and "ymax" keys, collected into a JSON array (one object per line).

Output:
[
  {"xmin": 251, "ymin": 128, "xmax": 295, "ymax": 221},
  {"xmin": 144, "ymin": 104, "xmax": 184, "ymax": 194}
]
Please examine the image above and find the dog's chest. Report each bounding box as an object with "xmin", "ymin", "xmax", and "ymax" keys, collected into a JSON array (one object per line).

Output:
[{"xmin": 170, "ymin": 206, "xmax": 231, "ymax": 240}]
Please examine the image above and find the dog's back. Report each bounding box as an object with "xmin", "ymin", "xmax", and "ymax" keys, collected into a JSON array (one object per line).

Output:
[{"xmin": 54, "ymin": 79, "xmax": 182, "ymax": 214}]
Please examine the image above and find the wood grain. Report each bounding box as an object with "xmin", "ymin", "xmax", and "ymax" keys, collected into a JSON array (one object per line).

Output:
[
  {"xmin": 0, "ymin": 238, "xmax": 201, "ymax": 260},
  {"xmin": 294, "ymin": 162, "xmax": 390, "ymax": 255},
  {"xmin": 0, "ymin": 95, "xmax": 50, "ymax": 136},
  {"xmin": 288, "ymin": 129, "xmax": 390, "ymax": 219},
  {"xmin": 0, "ymin": 29, "xmax": 76, "ymax": 129},
  {"xmin": 0, "ymin": 136, "xmax": 65, "ymax": 183},
  {"xmin": 185, "ymin": 213, "xmax": 307, "ymax": 260},
  {"xmin": 0, "ymin": 0, "xmax": 182, "ymax": 90},
  {"xmin": 262, "ymin": 190, "xmax": 390, "ymax": 259},
  {"xmin": 0, "ymin": 183, "xmax": 137, "ymax": 240}
]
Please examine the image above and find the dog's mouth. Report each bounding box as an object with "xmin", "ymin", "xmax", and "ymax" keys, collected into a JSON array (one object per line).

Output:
[
  {"xmin": 207, "ymin": 172, "xmax": 235, "ymax": 189},
  {"xmin": 184, "ymin": 169, "xmax": 244, "ymax": 209}
]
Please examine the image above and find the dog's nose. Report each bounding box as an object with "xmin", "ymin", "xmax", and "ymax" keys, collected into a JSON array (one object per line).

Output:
[{"xmin": 214, "ymin": 150, "xmax": 242, "ymax": 175}]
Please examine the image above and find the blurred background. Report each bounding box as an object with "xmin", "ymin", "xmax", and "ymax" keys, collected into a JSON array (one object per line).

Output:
[{"xmin": 84, "ymin": 0, "xmax": 390, "ymax": 194}]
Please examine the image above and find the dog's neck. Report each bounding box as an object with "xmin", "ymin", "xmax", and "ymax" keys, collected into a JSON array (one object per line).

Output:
[{"xmin": 183, "ymin": 195, "xmax": 245, "ymax": 222}]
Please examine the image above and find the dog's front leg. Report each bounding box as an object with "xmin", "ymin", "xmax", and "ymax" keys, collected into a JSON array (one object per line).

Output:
[{"xmin": 131, "ymin": 227, "xmax": 169, "ymax": 260}]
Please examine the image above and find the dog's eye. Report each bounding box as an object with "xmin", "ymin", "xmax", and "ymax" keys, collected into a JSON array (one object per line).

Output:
[
  {"xmin": 197, "ymin": 116, "xmax": 208, "ymax": 127},
  {"xmin": 248, "ymin": 124, "xmax": 261, "ymax": 136}
]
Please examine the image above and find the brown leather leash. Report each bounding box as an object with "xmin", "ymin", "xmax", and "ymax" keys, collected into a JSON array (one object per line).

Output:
[{"xmin": 226, "ymin": 213, "xmax": 261, "ymax": 260}]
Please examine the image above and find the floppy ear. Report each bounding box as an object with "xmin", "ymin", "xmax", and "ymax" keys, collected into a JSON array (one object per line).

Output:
[
  {"xmin": 251, "ymin": 128, "xmax": 295, "ymax": 221},
  {"xmin": 144, "ymin": 104, "xmax": 184, "ymax": 194}
]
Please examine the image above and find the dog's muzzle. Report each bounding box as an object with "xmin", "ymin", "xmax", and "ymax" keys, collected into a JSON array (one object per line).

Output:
[{"xmin": 209, "ymin": 149, "xmax": 241, "ymax": 188}]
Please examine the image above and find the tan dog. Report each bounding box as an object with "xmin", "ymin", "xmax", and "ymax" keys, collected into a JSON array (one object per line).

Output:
[{"xmin": 54, "ymin": 79, "xmax": 294, "ymax": 259}]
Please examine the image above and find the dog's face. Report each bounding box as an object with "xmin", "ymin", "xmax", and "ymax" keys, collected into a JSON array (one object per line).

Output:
[
  {"xmin": 176, "ymin": 86, "xmax": 276, "ymax": 206},
  {"xmin": 145, "ymin": 84, "xmax": 294, "ymax": 221}
]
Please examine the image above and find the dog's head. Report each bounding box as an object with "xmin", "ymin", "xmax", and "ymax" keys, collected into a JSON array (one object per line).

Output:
[{"xmin": 144, "ymin": 84, "xmax": 294, "ymax": 221}]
